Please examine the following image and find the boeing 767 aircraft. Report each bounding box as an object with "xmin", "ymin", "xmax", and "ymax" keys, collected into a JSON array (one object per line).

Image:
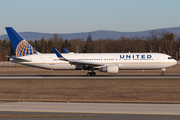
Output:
[{"xmin": 5, "ymin": 27, "xmax": 177, "ymax": 76}]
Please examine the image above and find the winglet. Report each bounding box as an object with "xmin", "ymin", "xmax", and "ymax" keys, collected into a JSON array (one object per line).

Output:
[
  {"xmin": 53, "ymin": 48, "xmax": 68, "ymax": 61},
  {"xmin": 63, "ymin": 48, "xmax": 69, "ymax": 53},
  {"xmin": 53, "ymin": 48, "xmax": 63, "ymax": 57}
]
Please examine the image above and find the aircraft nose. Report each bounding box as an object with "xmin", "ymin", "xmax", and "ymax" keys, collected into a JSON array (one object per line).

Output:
[{"xmin": 174, "ymin": 59, "xmax": 177, "ymax": 65}]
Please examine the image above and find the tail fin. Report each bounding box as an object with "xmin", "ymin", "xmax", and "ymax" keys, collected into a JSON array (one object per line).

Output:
[{"xmin": 5, "ymin": 27, "xmax": 39, "ymax": 57}]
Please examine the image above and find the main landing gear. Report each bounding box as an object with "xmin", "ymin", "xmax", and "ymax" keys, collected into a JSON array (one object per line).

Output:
[
  {"xmin": 87, "ymin": 72, "xmax": 96, "ymax": 76},
  {"xmin": 161, "ymin": 68, "xmax": 166, "ymax": 76},
  {"xmin": 87, "ymin": 68, "xmax": 96, "ymax": 76}
]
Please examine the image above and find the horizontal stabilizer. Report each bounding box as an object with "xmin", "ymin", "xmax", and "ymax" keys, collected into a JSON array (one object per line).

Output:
[{"xmin": 11, "ymin": 56, "xmax": 32, "ymax": 62}]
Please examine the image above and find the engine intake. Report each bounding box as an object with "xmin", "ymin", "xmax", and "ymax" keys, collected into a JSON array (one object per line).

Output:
[{"xmin": 99, "ymin": 65, "xmax": 119, "ymax": 74}]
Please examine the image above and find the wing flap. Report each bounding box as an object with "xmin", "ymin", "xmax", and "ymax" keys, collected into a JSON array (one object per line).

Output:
[{"xmin": 69, "ymin": 60, "xmax": 105, "ymax": 68}]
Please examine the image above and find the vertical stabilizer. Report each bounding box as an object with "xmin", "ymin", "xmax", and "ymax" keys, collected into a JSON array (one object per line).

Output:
[{"xmin": 5, "ymin": 27, "xmax": 39, "ymax": 57}]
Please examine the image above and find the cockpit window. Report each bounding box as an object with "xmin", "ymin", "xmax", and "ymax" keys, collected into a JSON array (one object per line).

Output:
[{"xmin": 168, "ymin": 57, "xmax": 173, "ymax": 59}]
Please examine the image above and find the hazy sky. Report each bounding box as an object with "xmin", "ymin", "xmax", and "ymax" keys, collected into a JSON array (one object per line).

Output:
[{"xmin": 0, "ymin": 0, "xmax": 180, "ymax": 35}]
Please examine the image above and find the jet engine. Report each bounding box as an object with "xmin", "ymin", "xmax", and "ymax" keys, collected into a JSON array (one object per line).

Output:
[{"xmin": 99, "ymin": 65, "xmax": 119, "ymax": 74}]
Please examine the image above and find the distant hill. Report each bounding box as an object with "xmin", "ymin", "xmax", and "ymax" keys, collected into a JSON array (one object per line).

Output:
[{"xmin": 1, "ymin": 27, "xmax": 180, "ymax": 41}]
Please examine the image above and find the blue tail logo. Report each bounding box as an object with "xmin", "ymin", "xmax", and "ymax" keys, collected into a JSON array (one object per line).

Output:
[{"xmin": 5, "ymin": 27, "xmax": 38, "ymax": 57}]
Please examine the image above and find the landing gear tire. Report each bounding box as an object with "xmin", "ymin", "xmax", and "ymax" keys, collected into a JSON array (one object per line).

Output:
[
  {"xmin": 87, "ymin": 72, "xmax": 96, "ymax": 76},
  {"xmin": 161, "ymin": 71, "xmax": 165, "ymax": 76},
  {"xmin": 87, "ymin": 72, "xmax": 91, "ymax": 76},
  {"xmin": 91, "ymin": 72, "xmax": 96, "ymax": 76}
]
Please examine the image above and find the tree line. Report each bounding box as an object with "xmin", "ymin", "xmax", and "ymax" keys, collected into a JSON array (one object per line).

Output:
[{"xmin": 0, "ymin": 30, "xmax": 180, "ymax": 61}]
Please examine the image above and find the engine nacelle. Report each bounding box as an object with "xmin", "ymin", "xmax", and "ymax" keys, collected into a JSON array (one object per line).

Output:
[{"xmin": 99, "ymin": 65, "xmax": 119, "ymax": 74}]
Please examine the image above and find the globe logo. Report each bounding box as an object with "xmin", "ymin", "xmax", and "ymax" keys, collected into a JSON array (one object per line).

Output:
[{"xmin": 16, "ymin": 40, "xmax": 38, "ymax": 57}]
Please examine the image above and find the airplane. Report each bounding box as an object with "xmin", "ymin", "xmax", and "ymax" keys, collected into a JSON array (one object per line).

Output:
[{"xmin": 5, "ymin": 27, "xmax": 177, "ymax": 76}]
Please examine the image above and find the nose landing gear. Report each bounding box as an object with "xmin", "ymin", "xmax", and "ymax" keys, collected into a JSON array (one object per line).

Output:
[
  {"xmin": 161, "ymin": 68, "xmax": 166, "ymax": 76},
  {"xmin": 161, "ymin": 71, "xmax": 165, "ymax": 76}
]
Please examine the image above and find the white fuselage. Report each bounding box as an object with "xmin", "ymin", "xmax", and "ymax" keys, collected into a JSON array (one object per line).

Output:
[{"xmin": 10, "ymin": 53, "xmax": 177, "ymax": 70}]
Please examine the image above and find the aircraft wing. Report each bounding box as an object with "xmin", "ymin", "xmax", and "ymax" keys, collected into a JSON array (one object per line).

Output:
[
  {"xmin": 53, "ymin": 48, "xmax": 105, "ymax": 68},
  {"xmin": 68, "ymin": 60, "xmax": 105, "ymax": 68}
]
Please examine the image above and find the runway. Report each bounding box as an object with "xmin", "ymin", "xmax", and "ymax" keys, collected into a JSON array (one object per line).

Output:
[
  {"xmin": 0, "ymin": 102, "xmax": 180, "ymax": 120},
  {"xmin": 0, "ymin": 102, "xmax": 180, "ymax": 115},
  {"xmin": 0, "ymin": 75, "xmax": 180, "ymax": 79}
]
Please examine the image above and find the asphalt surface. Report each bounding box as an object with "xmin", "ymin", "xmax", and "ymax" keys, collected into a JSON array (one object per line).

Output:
[
  {"xmin": 0, "ymin": 75, "xmax": 180, "ymax": 120},
  {"xmin": 0, "ymin": 111, "xmax": 180, "ymax": 120},
  {"xmin": 0, "ymin": 102, "xmax": 180, "ymax": 115},
  {"xmin": 0, "ymin": 102, "xmax": 180, "ymax": 120},
  {"xmin": 0, "ymin": 75, "xmax": 180, "ymax": 79}
]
